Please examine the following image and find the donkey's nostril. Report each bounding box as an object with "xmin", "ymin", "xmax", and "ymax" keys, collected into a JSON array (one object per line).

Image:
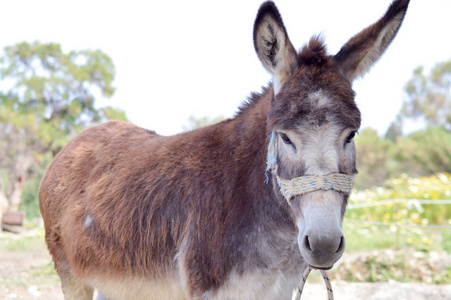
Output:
[
  {"xmin": 336, "ymin": 236, "xmax": 345, "ymax": 253},
  {"xmin": 303, "ymin": 235, "xmax": 312, "ymax": 251}
]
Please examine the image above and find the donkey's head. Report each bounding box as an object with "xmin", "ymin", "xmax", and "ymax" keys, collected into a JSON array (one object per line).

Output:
[{"xmin": 254, "ymin": 0, "xmax": 409, "ymax": 269}]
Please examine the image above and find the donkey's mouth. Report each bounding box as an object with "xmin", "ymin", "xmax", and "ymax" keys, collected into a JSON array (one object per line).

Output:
[{"xmin": 309, "ymin": 265, "xmax": 333, "ymax": 271}]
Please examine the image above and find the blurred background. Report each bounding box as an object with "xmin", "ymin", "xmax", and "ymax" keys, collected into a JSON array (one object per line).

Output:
[{"xmin": 0, "ymin": 0, "xmax": 450, "ymax": 299}]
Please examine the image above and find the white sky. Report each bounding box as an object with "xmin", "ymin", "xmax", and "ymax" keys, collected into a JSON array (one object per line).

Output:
[{"xmin": 1, "ymin": 0, "xmax": 450, "ymax": 136}]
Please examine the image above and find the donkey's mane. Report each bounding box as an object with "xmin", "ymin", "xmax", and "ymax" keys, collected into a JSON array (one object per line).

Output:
[
  {"xmin": 298, "ymin": 36, "xmax": 330, "ymax": 67},
  {"xmin": 235, "ymin": 84, "xmax": 272, "ymax": 117}
]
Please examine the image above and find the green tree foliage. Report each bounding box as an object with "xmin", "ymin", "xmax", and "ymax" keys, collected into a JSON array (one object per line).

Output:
[
  {"xmin": 0, "ymin": 41, "xmax": 127, "ymax": 213},
  {"xmin": 394, "ymin": 127, "xmax": 451, "ymax": 176},
  {"xmin": 385, "ymin": 115, "xmax": 403, "ymax": 142},
  {"xmin": 182, "ymin": 115, "xmax": 224, "ymax": 132},
  {"xmin": 354, "ymin": 128, "xmax": 394, "ymax": 190},
  {"xmin": 402, "ymin": 59, "xmax": 451, "ymax": 130},
  {"xmin": 354, "ymin": 126, "xmax": 451, "ymax": 189}
]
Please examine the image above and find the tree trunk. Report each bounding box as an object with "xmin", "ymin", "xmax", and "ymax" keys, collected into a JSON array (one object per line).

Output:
[
  {"xmin": 5, "ymin": 152, "xmax": 33, "ymax": 212},
  {"xmin": 7, "ymin": 185, "xmax": 25, "ymax": 212},
  {"xmin": 0, "ymin": 178, "xmax": 8, "ymax": 214}
]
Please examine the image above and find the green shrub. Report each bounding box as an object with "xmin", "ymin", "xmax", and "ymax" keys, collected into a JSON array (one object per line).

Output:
[{"xmin": 346, "ymin": 173, "xmax": 451, "ymax": 252}]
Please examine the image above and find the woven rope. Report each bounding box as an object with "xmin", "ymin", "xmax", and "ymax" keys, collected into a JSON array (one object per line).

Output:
[
  {"xmin": 266, "ymin": 132, "xmax": 342, "ymax": 299},
  {"xmin": 294, "ymin": 267, "xmax": 334, "ymax": 300},
  {"xmin": 266, "ymin": 131, "xmax": 354, "ymax": 202},
  {"xmin": 276, "ymin": 173, "xmax": 354, "ymax": 202}
]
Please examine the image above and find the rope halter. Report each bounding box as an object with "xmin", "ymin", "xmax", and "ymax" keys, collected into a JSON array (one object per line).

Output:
[
  {"xmin": 295, "ymin": 266, "xmax": 334, "ymax": 300},
  {"xmin": 277, "ymin": 173, "xmax": 354, "ymax": 202},
  {"xmin": 265, "ymin": 131, "xmax": 351, "ymax": 299},
  {"xmin": 265, "ymin": 131, "xmax": 355, "ymax": 203}
]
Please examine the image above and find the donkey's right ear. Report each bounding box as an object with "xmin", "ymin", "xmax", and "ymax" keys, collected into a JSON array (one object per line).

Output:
[{"xmin": 253, "ymin": 1, "xmax": 298, "ymax": 94}]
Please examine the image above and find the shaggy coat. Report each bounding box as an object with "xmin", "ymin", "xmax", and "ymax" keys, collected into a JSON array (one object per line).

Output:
[{"xmin": 39, "ymin": 1, "xmax": 410, "ymax": 299}]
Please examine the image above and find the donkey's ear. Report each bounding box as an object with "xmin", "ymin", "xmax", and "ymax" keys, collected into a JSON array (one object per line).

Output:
[
  {"xmin": 253, "ymin": 1, "xmax": 298, "ymax": 93},
  {"xmin": 334, "ymin": 0, "xmax": 410, "ymax": 83}
]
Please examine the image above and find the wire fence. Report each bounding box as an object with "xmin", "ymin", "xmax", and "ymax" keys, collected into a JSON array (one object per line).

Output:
[
  {"xmin": 347, "ymin": 199, "xmax": 451, "ymax": 209},
  {"xmin": 345, "ymin": 199, "xmax": 451, "ymax": 229}
]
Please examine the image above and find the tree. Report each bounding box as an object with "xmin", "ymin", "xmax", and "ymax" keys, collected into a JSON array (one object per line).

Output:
[
  {"xmin": 385, "ymin": 115, "xmax": 403, "ymax": 142},
  {"xmin": 401, "ymin": 59, "xmax": 451, "ymax": 131},
  {"xmin": 0, "ymin": 98, "xmax": 40, "ymax": 212},
  {"xmin": 354, "ymin": 128, "xmax": 394, "ymax": 189},
  {"xmin": 0, "ymin": 41, "xmax": 126, "ymax": 213},
  {"xmin": 182, "ymin": 115, "xmax": 224, "ymax": 131},
  {"xmin": 394, "ymin": 127, "xmax": 451, "ymax": 177}
]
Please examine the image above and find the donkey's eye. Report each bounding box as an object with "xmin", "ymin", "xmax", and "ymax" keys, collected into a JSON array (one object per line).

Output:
[
  {"xmin": 345, "ymin": 131, "xmax": 357, "ymax": 144},
  {"xmin": 280, "ymin": 133, "xmax": 292, "ymax": 144},
  {"xmin": 280, "ymin": 133, "xmax": 291, "ymax": 144}
]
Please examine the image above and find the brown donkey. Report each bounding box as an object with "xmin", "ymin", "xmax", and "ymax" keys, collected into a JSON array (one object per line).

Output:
[{"xmin": 39, "ymin": 1, "xmax": 410, "ymax": 299}]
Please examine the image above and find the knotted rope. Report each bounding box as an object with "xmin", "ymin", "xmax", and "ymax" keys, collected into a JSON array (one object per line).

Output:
[
  {"xmin": 265, "ymin": 131, "xmax": 350, "ymax": 299},
  {"xmin": 294, "ymin": 266, "xmax": 334, "ymax": 300},
  {"xmin": 277, "ymin": 173, "xmax": 354, "ymax": 202},
  {"xmin": 265, "ymin": 131, "xmax": 354, "ymax": 202}
]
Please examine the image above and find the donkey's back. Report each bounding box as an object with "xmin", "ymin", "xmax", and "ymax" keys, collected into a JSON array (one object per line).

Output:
[{"xmin": 40, "ymin": 121, "xmax": 192, "ymax": 299}]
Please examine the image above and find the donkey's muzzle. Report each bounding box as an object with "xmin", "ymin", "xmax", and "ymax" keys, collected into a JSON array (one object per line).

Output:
[{"xmin": 300, "ymin": 230, "xmax": 345, "ymax": 269}]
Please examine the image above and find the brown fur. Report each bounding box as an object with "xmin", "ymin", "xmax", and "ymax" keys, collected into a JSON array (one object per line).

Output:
[
  {"xmin": 39, "ymin": 1, "xmax": 409, "ymax": 298},
  {"xmin": 40, "ymin": 96, "xmax": 298, "ymax": 296},
  {"xmin": 270, "ymin": 36, "xmax": 361, "ymax": 131}
]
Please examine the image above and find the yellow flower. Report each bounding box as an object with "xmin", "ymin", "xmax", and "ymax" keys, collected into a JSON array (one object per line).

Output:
[{"xmin": 422, "ymin": 237, "xmax": 433, "ymax": 245}]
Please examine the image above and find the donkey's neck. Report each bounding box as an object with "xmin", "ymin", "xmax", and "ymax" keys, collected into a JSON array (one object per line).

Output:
[
  {"xmin": 178, "ymin": 84, "xmax": 292, "ymax": 224},
  {"xmin": 221, "ymin": 84, "xmax": 298, "ymax": 248},
  {"xmin": 226, "ymin": 85, "xmax": 290, "ymax": 213},
  {"xmin": 230, "ymin": 86, "xmax": 272, "ymax": 178}
]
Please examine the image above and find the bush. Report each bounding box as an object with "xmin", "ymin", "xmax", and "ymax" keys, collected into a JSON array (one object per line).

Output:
[
  {"xmin": 20, "ymin": 176, "xmax": 42, "ymax": 221},
  {"xmin": 394, "ymin": 127, "xmax": 451, "ymax": 176},
  {"xmin": 354, "ymin": 128, "xmax": 394, "ymax": 190},
  {"xmin": 346, "ymin": 173, "xmax": 451, "ymax": 252},
  {"xmin": 332, "ymin": 249, "xmax": 451, "ymax": 284}
]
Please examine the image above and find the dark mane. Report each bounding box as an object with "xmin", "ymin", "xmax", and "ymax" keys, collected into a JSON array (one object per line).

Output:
[
  {"xmin": 235, "ymin": 84, "xmax": 272, "ymax": 117},
  {"xmin": 236, "ymin": 36, "xmax": 330, "ymax": 119},
  {"xmin": 298, "ymin": 35, "xmax": 330, "ymax": 67}
]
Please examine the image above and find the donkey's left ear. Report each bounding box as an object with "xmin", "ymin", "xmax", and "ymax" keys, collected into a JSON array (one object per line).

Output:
[
  {"xmin": 253, "ymin": 1, "xmax": 298, "ymax": 94},
  {"xmin": 334, "ymin": 0, "xmax": 410, "ymax": 83}
]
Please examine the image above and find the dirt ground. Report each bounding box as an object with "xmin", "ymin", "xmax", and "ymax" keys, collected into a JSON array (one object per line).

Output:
[
  {"xmin": 1, "ymin": 247, "xmax": 450, "ymax": 300},
  {"xmin": 301, "ymin": 281, "xmax": 451, "ymax": 300},
  {"xmin": 0, "ymin": 251, "xmax": 63, "ymax": 300}
]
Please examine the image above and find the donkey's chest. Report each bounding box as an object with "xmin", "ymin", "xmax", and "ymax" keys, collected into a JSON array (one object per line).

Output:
[
  {"xmin": 207, "ymin": 265, "xmax": 301, "ymax": 300},
  {"xmin": 87, "ymin": 227, "xmax": 304, "ymax": 299},
  {"xmin": 196, "ymin": 229, "xmax": 304, "ymax": 299},
  {"xmin": 89, "ymin": 268, "xmax": 300, "ymax": 300}
]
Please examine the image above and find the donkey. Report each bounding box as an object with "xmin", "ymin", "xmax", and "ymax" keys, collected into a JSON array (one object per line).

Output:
[{"xmin": 39, "ymin": 1, "xmax": 410, "ymax": 299}]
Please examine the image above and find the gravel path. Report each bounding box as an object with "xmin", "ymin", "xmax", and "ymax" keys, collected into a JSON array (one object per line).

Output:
[
  {"xmin": 1, "ymin": 250, "xmax": 450, "ymax": 300},
  {"xmin": 301, "ymin": 281, "xmax": 451, "ymax": 300}
]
